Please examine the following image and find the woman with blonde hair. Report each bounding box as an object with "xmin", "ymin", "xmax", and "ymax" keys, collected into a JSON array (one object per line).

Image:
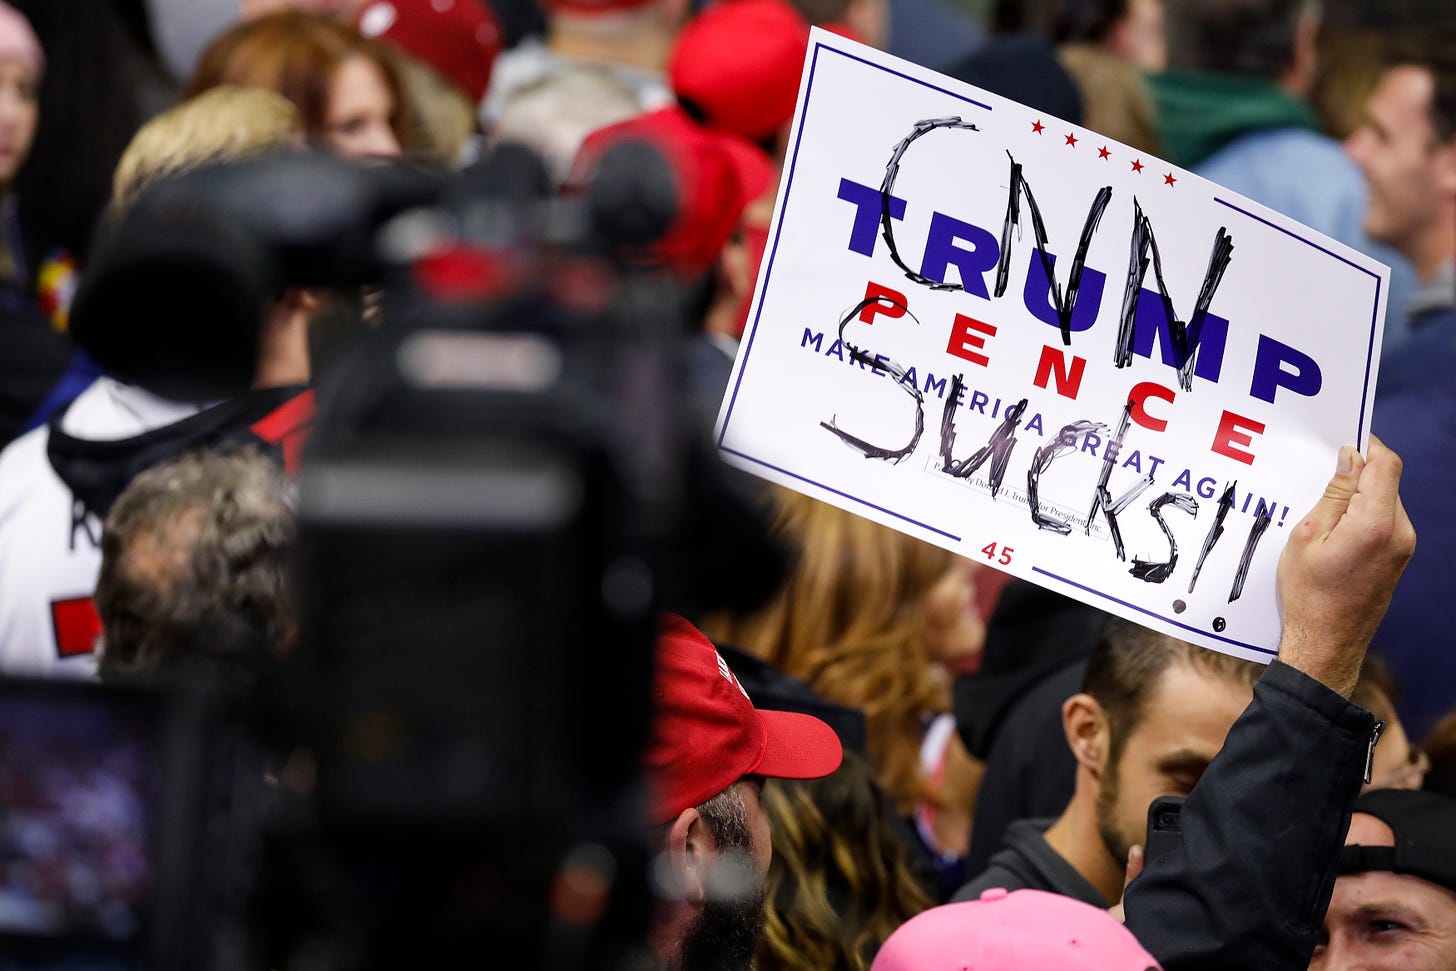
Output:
[
  {"xmin": 111, "ymin": 86, "xmax": 300, "ymax": 213},
  {"xmin": 704, "ymin": 487, "xmax": 985, "ymax": 885},
  {"xmin": 188, "ymin": 10, "xmax": 408, "ymax": 158}
]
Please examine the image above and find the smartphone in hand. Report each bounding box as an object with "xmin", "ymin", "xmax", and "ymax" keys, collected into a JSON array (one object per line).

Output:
[{"xmin": 1145, "ymin": 795, "xmax": 1185, "ymax": 866}]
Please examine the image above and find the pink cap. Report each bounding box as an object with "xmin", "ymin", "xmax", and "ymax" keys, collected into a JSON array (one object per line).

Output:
[
  {"xmin": 872, "ymin": 889, "xmax": 1162, "ymax": 971},
  {"xmin": 0, "ymin": 2, "xmax": 42, "ymax": 79}
]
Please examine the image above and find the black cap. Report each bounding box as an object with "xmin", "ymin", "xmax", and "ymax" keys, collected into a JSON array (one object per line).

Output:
[{"xmin": 1338, "ymin": 789, "xmax": 1456, "ymax": 893}]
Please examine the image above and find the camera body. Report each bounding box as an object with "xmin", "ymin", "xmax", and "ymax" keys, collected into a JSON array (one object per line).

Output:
[
  {"xmin": 36, "ymin": 144, "xmax": 783, "ymax": 971},
  {"xmin": 0, "ymin": 674, "xmax": 261, "ymax": 971}
]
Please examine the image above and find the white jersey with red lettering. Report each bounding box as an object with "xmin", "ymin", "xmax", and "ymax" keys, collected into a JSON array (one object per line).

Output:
[{"xmin": 0, "ymin": 376, "xmax": 312, "ymax": 676}]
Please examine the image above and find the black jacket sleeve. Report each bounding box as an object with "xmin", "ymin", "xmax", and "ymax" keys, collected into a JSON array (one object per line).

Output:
[{"xmin": 1122, "ymin": 660, "xmax": 1377, "ymax": 971}]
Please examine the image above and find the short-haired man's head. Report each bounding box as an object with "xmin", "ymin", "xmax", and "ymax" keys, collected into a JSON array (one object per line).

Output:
[
  {"xmin": 111, "ymin": 86, "xmax": 300, "ymax": 214},
  {"xmin": 96, "ymin": 448, "xmax": 295, "ymax": 682},
  {"xmin": 1083, "ymin": 619, "xmax": 1261, "ymax": 766},
  {"xmin": 1078, "ymin": 620, "xmax": 1262, "ymax": 868},
  {"xmin": 1344, "ymin": 30, "xmax": 1456, "ymax": 262},
  {"xmin": 1386, "ymin": 31, "xmax": 1456, "ymax": 144},
  {"xmin": 1163, "ymin": 0, "xmax": 1311, "ymax": 78}
]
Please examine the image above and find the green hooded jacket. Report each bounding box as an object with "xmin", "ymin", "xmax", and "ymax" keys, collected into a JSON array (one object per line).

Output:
[{"xmin": 1149, "ymin": 70, "xmax": 1321, "ymax": 170}]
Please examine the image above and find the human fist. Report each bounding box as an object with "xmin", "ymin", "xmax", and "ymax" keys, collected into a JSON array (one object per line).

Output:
[{"xmin": 1274, "ymin": 436, "xmax": 1416, "ymax": 698}]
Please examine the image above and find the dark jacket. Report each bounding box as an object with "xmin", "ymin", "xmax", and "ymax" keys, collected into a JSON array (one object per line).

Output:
[
  {"xmin": 954, "ymin": 582, "xmax": 1107, "ymax": 761},
  {"xmin": 49, "ymin": 385, "xmax": 313, "ymax": 518},
  {"xmin": 1376, "ymin": 305, "xmax": 1455, "ymax": 406},
  {"xmin": 957, "ymin": 660, "xmax": 1376, "ymax": 970},
  {"xmin": 952, "ymin": 817, "xmax": 1107, "ymax": 908},
  {"xmin": 1124, "ymin": 660, "xmax": 1377, "ymax": 971},
  {"xmin": 963, "ymin": 658, "xmax": 1084, "ymax": 878},
  {"xmin": 1371, "ymin": 336, "xmax": 1456, "ymax": 739}
]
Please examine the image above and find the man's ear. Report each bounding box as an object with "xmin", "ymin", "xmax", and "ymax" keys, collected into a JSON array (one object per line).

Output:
[
  {"xmin": 664, "ymin": 807, "xmax": 713, "ymax": 906},
  {"xmin": 1063, "ymin": 692, "xmax": 1112, "ymax": 777}
]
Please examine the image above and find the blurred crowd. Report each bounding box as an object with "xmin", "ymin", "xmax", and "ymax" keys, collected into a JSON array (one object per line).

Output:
[
  {"xmin": 0, "ymin": 0, "xmax": 1453, "ymax": 969},
  {"xmin": 0, "ymin": 697, "xmax": 150, "ymax": 942}
]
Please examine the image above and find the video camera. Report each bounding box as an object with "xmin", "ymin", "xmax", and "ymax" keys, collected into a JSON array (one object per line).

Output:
[{"xmin": 14, "ymin": 143, "xmax": 786, "ymax": 971}]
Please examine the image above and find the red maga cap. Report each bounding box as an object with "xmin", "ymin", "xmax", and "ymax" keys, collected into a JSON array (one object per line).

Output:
[
  {"xmin": 669, "ymin": 0, "xmax": 810, "ymax": 143},
  {"xmin": 357, "ymin": 0, "xmax": 504, "ymax": 104},
  {"xmin": 646, "ymin": 615, "xmax": 842, "ymax": 825}
]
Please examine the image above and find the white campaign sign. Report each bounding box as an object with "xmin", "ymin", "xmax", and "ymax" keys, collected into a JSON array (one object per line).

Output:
[{"xmin": 716, "ymin": 30, "xmax": 1389, "ymax": 662}]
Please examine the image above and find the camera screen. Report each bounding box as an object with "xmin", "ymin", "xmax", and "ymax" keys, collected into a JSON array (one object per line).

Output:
[{"xmin": 0, "ymin": 684, "xmax": 155, "ymax": 945}]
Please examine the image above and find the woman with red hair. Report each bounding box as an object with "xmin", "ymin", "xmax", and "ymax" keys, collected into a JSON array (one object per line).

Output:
[{"xmin": 189, "ymin": 10, "xmax": 408, "ymax": 158}]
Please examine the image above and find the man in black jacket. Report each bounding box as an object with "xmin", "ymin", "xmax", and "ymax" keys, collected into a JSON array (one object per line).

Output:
[
  {"xmin": 955, "ymin": 622, "xmax": 1263, "ymax": 909},
  {"xmin": 956, "ymin": 439, "xmax": 1413, "ymax": 971},
  {"xmin": 1121, "ymin": 438, "xmax": 1412, "ymax": 970}
]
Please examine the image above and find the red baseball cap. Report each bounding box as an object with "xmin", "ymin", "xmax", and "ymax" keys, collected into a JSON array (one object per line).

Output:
[
  {"xmin": 646, "ymin": 615, "xmax": 842, "ymax": 825},
  {"xmin": 574, "ymin": 105, "xmax": 774, "ymax": 279},
  {"xmin": 669, "ymin": 0, "xmax": 810, "ymax": 142},
  {"xmin": 357, "ymin": 0, "xmax": 504, "ymax": 104}
]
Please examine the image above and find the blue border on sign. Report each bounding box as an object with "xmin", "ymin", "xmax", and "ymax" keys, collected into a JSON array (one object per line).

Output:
[
  {"xmin": 714, "ymin": 42, "xmax": 1375, "ymax": 654},
  {"xmin": 717, "ymin": 40, "xmax": 992, "ymax": 540},
  {"xmin": 1211, "ymin": 197, "xmax": 1384, "ymax": 443},
  {"xmin": 1032, "ymin": 567, "xmax": 1280, "ymax": 656}
]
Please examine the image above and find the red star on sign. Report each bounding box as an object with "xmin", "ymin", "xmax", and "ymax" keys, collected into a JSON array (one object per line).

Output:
[
  {"xmin": 1131, "ymin": 158, "xmax": 1144, "ymax": 173},
  {"xmin": 1032, "ymin": 120, "xmax": 1045, "ymax": 134},
  {"xmin": 1065, "ymin": 132, "xmax": 1078, "ymax": 146},
  {"xmin": 1164, "ymin": 172, "xmax": 1177, "ymax": 186},
  {"xmin": 1098, "ymin": 146, "xmax": 1111, "ymax": 160}
]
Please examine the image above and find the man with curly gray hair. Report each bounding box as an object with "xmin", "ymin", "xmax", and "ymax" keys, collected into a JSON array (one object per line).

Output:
[{"xmin": 94, "ymin": 447, "xmax": 295, "ymax": 681}]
